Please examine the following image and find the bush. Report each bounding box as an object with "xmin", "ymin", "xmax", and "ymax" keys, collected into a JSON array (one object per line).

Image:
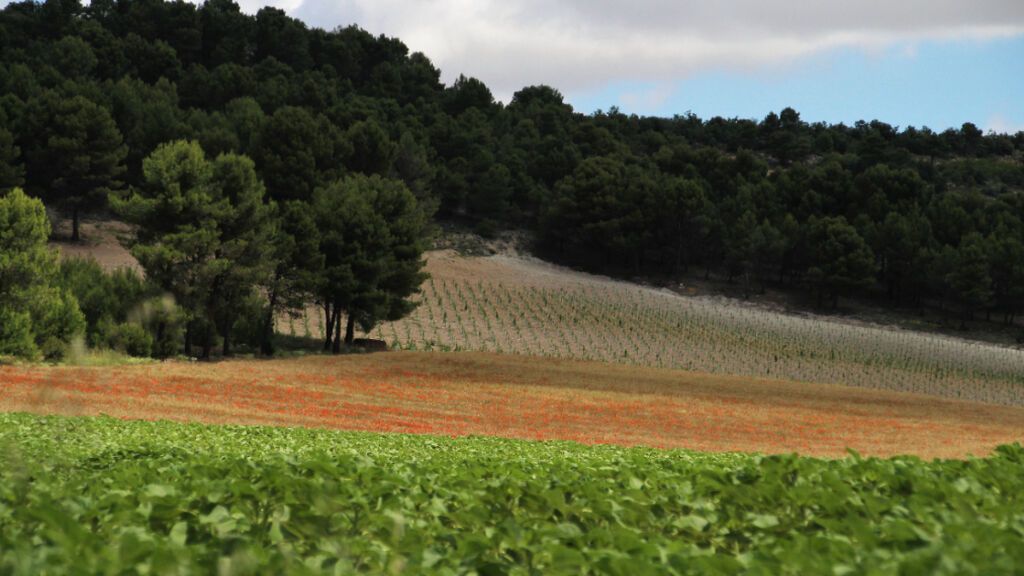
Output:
[
  {"xmin": 142, "ymin": 296, "xmax": 185, "ymax": 359},
  {"xmin": 0, "ymin": 189, "xmax": 85, "ymax": 359},
  {"xmin": 0, "ymin": 309, "xmax": 37, "ymax": 360},
  {"xmin": 153, "ymin": 310, "xmax": 184, "ymax": 358},
  {"xmin": 32, "ymin": 290, "xmax": 86, "ymax": 358},
  {"xmin": 227, "ymin": 293, "xmax": 269, "ymax": 352},
  {"xmin": 38, "ymin": 335, "xmax": 68, "ymax": 361},
  {"xmin": 473, "ymin": 218, "xmax": 498, "ymax": 239},
  {"xmin": 59, "ymin": 258, "xmax": 118, "ymax": 342},
  {"xmin": 60, "ymin": 258, "xmax": 148, "ymax": 346},
  {"xmin": 59, "ymin": 258, "xmax": 184, "ymax": 358},
  {"xmin": 97, "ymin": 318, "xmax": 153, "ymax": 357}
]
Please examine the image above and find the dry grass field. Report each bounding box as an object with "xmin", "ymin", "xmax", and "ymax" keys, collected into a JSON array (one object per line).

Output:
[
  {"xmin": 278, "ymin": 250, "xmax": 1024, "ymax": 406},
  {"xmin": 3, "ymin": 352, "xmax": 1023, "ymax": 459}
]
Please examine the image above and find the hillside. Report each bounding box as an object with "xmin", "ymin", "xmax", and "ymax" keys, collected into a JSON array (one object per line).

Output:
[
  {"xmin": 55, "ymin": 219, "xmax": 1024, "ymax": 407},
  {"xmin": 367, "ymin": 250, "xmax": 1024, "ymax": 406}
]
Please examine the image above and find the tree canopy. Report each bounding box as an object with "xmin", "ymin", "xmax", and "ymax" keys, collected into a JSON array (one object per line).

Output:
[{"xmin": 2, "ymin": 0, "xmax": 1023, "ymax": 351}]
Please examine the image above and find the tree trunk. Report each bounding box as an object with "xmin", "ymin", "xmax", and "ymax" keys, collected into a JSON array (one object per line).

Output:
[
  {"xmin": 184, "ymin": 324, "xmax": 192, "ymax": 358},
  {"xmin": 155, "ymin": 321, "xmax": 166, "ymax": 357},
  {"xmin": 345, "ymin": 313, "xmax": 356, "ymax": 345},
  {"xmin": 332, "ymin": 311, "xmax": 342, "ymax": 354},
  {"xmin": 222, "ymin": 316, "xmax": 232, "ymax": 357},
  {"xmin": 71, "ymin": 207, "xmax": 80, "ymax": 242},
  {"xmin": 323, "ymin": 303, "xmax": 336, "ymax": 352},
  {"xmin": 260, "ymin": 289, "xmax": 278, "ymax": 356},
  {"xmin": 202, "ymin": 323, "xmax": 213, "ymax": 360}
]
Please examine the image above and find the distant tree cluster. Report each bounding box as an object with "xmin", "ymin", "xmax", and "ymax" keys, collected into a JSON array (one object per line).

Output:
[{"xmin": 1, "ymin": 0, "xmax": 1023, "ymax": 359}]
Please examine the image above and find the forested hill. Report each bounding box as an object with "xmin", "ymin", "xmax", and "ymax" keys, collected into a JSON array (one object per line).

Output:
[{"xmin": 2, "ymin": 0, "xmax": 1024, "ymax": 325}]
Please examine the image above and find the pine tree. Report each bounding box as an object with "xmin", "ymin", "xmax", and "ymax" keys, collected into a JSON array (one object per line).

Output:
[
  {"xmin": 0, "ymin": 110, "xmax": 24, "ymax": 190},
  {"xmin": 24, "ymin": 93, "xmax": 127, "ymax": 241},
  {"xmin": 805, "ymin": 216, "xmax": 877, "ymax": 308},
  {"xmin": 313, "ymin": 174, "xmax": 428, "ymax": 351},
  {"xmin": 112, "ymin": 140, "xmax": 276, "ymax": 358},
  {"xmin": 946, "ymin": 232, "xmax": 993, "ymax": 328}
]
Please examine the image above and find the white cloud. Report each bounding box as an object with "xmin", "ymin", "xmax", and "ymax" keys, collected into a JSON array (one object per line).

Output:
[
  {"xmin": 986, "ymin": 114, "xmax": 1024, "ymax": 135},
  {"xmin": 11, "ymin": 0, "xmax": 1021, "ymax": 100},
  {"xmin": 619, "ymin": 84, "xmax": 676, "ymax": 115},
  {"xmin": 278, "ymin": 0, "xmax": 1024, "ymax": 99}
]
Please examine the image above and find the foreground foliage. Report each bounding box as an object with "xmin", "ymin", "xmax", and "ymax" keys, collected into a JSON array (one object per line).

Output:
[{"xmin": 1, "ymin": 413, "xmax": 1022, "ymax": 574}]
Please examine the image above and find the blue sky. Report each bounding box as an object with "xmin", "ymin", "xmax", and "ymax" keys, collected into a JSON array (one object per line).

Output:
[{"xmin": 567, "ymin": 36, "xmax": 1024, "ymax": 133}]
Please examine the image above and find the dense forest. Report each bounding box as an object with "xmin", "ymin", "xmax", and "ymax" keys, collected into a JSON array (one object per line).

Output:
[{"xmin": 1, "ymin": 0, "xmax": 1023, "ymax": 360}]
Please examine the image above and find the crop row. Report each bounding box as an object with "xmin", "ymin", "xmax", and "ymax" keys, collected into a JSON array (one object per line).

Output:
[{"xmin": 348, "ymin": 278, "xmax": 1024, "ymax": 405}]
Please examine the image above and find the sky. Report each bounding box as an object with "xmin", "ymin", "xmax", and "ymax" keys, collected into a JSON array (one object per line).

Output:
[
  {"xmin": 274, "ymin": 0, "xmax": 1024, "ymax": 132},
  {"xmin": 12, "ymin": 0, "xmax": 1024, "ymax": 132}
]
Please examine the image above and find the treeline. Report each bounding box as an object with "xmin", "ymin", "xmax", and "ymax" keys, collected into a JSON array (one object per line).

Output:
[{"xmin": 1, "ymin": 0, "xmax": 1024, "ymax": 347}]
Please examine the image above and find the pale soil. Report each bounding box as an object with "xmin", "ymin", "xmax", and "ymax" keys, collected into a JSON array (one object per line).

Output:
[
  {"xmin": 368, "ymin": 250, "xmax": 1024, "ymax": 405},
  {"xmin": 49, "ymin": 214, "xmax": 141, "ymax": 274}
]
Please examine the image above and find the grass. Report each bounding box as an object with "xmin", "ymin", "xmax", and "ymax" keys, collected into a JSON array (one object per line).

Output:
[{"xmin": 3, "ymin": 352, "xmax": 1023, "ymax": 458}]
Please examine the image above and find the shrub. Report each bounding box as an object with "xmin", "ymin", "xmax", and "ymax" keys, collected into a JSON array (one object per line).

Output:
[
  {"xmin": 0, "ymin": 309, "xmax": 37, "ymax": 360},
  {"xmin": 96, "ymin": 318, "xmax": 153, "ymax": 357},
  {"xmin": 224, "ymin": 293, "xmax": 274, "ymax": 353},
  {"xmin": 59, "ymin": 258, "xmax": 185, "ymax": 358},
  {"xmin": 0, "ymin": 189, "xmax": 85, "ymax": 359},
  {"xmin": 60, "ymin": 258, "xmax": 149, "ymax": 345},
  {"xmin": 148, "ymin": 299, "xmax": 185, "ymax": 358}
]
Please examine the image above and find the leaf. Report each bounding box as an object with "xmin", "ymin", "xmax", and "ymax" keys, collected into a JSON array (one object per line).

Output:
[
  {"xmin": 750, "ymin": 514, "xmax": 780, "ymax": 529},
  {"xmin": 169, "ymin": 522, "xmax": 188, "ymax": 546},
  {"xmin": 144, "ymin": 484, "xmax": 175, "ymax": 498},
  {"xmin": 199, "ymin": 506, "xmax": 230, "ymax": 526},
  {"xmin": 554, "ymin": 522, "xmax": 583, "ymax": 539},
  {"xmin": 673, "ymin": 515, "xmax": 709, "ymax": 533},
  {"xmin": 269, "ymin": 520, "xmax": 284, "ymax": 544}
]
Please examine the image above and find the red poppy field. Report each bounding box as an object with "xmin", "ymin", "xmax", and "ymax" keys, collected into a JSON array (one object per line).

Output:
[{"xmin": 3, "ymin": 351, "xmax": 1022, "ymax": 458}]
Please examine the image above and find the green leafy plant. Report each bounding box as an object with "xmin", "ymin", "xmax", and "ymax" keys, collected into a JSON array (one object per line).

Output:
[{"xmin": 2, "ymin": 413, "xmax": 1023, "ymax": 574}]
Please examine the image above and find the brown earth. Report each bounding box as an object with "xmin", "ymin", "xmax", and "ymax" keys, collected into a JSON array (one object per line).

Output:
[{"xmin": 2, "ymin": 352, "xmax": 1022, "ymax": 458}]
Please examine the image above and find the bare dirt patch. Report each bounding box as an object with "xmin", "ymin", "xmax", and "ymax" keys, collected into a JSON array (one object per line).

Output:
[
  {"xmin": 49, "ymin": 214, "xmax": 141, "ymax": 273},
  {"xmin": 2, "ymin": 352, "xmax": 1021, "ymax": 458}
]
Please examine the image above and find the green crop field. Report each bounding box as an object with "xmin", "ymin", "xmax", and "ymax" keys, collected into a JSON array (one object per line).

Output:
[{"xmin": 2, "ymin": 413, "xmax": 1023, "ymax": 575}]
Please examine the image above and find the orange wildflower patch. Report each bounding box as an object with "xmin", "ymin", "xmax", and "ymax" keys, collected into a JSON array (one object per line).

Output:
[{"xmin": 1, "ymin": 351, "xmax": 1022, "ymax": 458}]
